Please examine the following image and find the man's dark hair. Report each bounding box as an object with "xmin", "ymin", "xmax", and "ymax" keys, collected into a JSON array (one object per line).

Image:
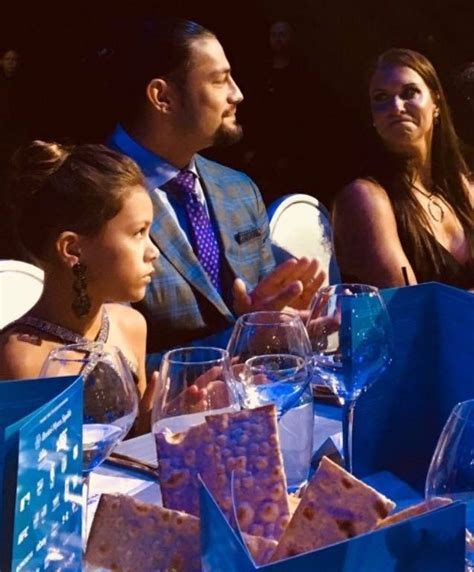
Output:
[{"xmin": 120, "ymin": 18, "xmax": 216, "ymax": 114}]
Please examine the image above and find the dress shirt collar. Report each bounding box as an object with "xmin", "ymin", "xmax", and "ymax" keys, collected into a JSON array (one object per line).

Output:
[{"xmin": 109, "ymin": 124, "xmax": 200, "ymax": 191}]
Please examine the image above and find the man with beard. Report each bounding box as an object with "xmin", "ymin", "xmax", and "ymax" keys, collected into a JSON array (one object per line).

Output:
[{"xmin": 110, "ymin": 18, "xmax": 324, "ymax": 355}]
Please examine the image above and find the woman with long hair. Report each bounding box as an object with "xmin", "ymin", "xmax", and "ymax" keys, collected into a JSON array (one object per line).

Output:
[{"xmin": 333, "ymin": 48, "xmax": 474, "ymax": 289}]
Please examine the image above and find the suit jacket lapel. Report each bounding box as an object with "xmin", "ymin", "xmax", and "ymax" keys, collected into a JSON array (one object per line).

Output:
[{"xmin": 148, "ymin": 187, "xmax": 234, "ymax": 321}]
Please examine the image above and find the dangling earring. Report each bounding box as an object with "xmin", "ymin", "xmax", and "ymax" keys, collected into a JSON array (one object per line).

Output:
[
  {"xmin": 71, "ymin": 262, "xmax": 91, "ymax": 318},
  {"xmin": 434, "ymin": 109, "xmax": 440, "ymax": 124}
]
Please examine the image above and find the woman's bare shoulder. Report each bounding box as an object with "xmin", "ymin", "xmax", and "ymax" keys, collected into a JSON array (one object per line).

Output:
[
  {"xmin": 334, "ymin": 178, "xmax": 394, "ymax": 224},
  {"xmin": 338, "ymin": 177, "xmax": 391, "ymax": 206}
]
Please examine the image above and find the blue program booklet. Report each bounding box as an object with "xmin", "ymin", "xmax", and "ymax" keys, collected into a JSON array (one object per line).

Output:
[{"xmin": 0, "ymin": 375, "xmax": 83, "ymax": 572}]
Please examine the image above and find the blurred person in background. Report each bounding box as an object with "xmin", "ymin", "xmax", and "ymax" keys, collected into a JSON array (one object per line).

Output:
[
  {"xmin": 241, "ymin": 20, "xmax": 315, "ymax": 205},
  {"xmin": 450, "ymin": 62, "xmax": 474, "ymax": 169},
  {"xmin": 0, "ymin": 48, "xmax": 28, "ymax": 144}
]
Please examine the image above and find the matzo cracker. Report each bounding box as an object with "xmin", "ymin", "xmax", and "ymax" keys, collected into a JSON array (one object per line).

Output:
[
  {"xmin": 242, "ymin": 532, "xmax": 278, "ymax": 565},
  {"xmin": 86, "ymin": 493, "xmax": 279, "ymax": 571},
  {"xmin": 85, "ymin": 493, "xmax": 201, "ymax": 572},
  {"xmin": 155, "ymin": 421, "xmax": 213, "ymax": 516},
  {"xmin": 270, "ymin": 456, "xmax": 396, "ymax": 561},
  {"xmin": 205, "ymin": 404, "xmax": 290, "ymax": 540},
  {"xmin": 377, "ymin": 497, "xmax": 452, "ymax": 528}
]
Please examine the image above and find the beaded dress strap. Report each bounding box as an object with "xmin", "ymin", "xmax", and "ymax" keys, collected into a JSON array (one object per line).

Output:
[
  {"xmin": 13, "ymin": 309, "xmax": 110, "ymax": 344},
  {"xmin": 9, "ymin": 309, "xmax": 138, "ymax": 377}
]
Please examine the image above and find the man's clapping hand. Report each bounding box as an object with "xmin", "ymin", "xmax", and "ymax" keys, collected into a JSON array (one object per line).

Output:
[{"xmin": 232, "ymin": 257, "xmax": 326, "ymax": 316}]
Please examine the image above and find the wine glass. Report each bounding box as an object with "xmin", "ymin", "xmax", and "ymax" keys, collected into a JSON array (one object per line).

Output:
[
  {"xmin": 151, "ymin": 346, "xmax": 240, "ymax": 435},
  {"xmin": 425, "ymin": 400, "xmax": 474, "ymax": 571},
  {"xmin": 227, "ymin": 311, "xmax": 314, "ymax": 492},
  {"xmin": 40, "ymin": 342, "xmax": 139, "ymax": 553},
  {"xmin": 306, "ymin": 284, "xmax": 393, "ymax": 473}
]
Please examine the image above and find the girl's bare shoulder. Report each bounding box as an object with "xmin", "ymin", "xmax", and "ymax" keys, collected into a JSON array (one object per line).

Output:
[
  {"xmin": 105, "ymin": 304, "xmax": 146, "ymax": 337},
  {"xmin": 0, "ymin": 326, "xmax": 54, "ymax": 380}
]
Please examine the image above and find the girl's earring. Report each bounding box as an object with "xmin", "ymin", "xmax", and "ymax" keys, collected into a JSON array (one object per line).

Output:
[{"xmin": 71, "ymin": 262, "xmax": 91, "ymax": 318}]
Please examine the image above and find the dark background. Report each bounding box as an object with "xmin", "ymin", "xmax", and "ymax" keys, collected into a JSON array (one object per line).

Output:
[{"xmin": 1, "ymin": 0, "xmax": 473, "ymax": 207}]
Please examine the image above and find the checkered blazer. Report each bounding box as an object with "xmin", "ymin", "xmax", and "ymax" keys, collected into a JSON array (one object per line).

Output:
[{"xmin": 132, "ymin": 154, "xmax": 275, "ymax": 353}]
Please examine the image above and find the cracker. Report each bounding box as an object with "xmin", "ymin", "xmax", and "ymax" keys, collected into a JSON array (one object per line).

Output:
[
  {"xmin": 270, "ymin": 456, "xmax": 396, "ymax": 561},
  {"xmin": 205, "ymin": 404, "xmax": 290, "ymax": 540},
  {"xmin": 377, "ymin": 497, "xmax": 452, "ymax": 528},
  {"xmin": 287, "ymin": 493, "xmax": 301, "ymax": 517},
  {"xmin": 242, "ymin": 533, "xmax": 278, "ymax": 565},
  {"xmin": 155, "ymin": 421, "xmax": 213, "ymax": 516},
  {"xmin": 85, "ymin": 493, "xmax": 201, "ymax": 572}
]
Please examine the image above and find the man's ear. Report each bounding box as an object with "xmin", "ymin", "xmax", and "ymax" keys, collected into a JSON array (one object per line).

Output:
[
  {"xmin": 147, "ymin": 78, "xmax": 174, "ymax": 113},
  {"xmin": 55, "ymin": 231, "xmax": 82, "ymax": 268}
]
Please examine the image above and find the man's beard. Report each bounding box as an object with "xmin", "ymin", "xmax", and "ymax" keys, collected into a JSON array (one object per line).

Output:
[{"xmin": 213, "ymin": 122, "xmax": 244, "ymax": 147}]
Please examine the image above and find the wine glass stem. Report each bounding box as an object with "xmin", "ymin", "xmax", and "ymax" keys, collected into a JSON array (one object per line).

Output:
[
  {"xmin": 82, "ymin": 474, "xmax": 90, "ymax": 556},
  {"xmin": 343, "ymin": 399, "xmax": 356, "ymax": 473}
]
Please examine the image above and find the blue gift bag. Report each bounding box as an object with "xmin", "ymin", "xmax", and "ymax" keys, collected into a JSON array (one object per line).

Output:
[
  {"xmin": 200, "ymin": 479, "xmax": 466, "ymax": 571},
  {"xmin": 0, "ymin": 375, "xmax": 83, "ymax": 571},
  {"xmin": 353, "ymin": 282, "xmax": 474, "ymax": 492}
]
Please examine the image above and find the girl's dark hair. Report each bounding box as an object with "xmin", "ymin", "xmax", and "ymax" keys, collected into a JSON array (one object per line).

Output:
[
  {"xmin": 367, "ymin": 48, "xmax": 473, "ymax": 277},
  {"xmin": 8, "ymin": 141, "xmax": 145, "ymax": 261}
]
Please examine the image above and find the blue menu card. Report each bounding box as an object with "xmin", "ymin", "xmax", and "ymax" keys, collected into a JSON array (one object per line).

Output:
[{"xmin": 0, "ymin": 375, "xmax": 83, "ymax": 572}]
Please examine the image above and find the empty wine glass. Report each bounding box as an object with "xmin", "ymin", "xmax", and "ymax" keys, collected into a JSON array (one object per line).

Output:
[
  {"xmin": 227, "ymin": 311, "xmax": 314, "ymax": 491},
  {"xmin": 425, "ymin": 399, "xmax": 474, "ymax": 571},
  {"xmin": 306, "ymin": 284, "xmax": 393, "ymax": 473},
  {"xmin": 40, "ymin": 342, "xmax": 139, "ymax": 551},
  {"xmin": 151, "ymin": 346, "xmax": 240, "ymax": 435}
]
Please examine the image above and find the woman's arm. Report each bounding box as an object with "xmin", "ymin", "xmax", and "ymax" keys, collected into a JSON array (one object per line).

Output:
[{"xmin": 332, "ymin": 178, "xmax": 418, "ymax": 287}]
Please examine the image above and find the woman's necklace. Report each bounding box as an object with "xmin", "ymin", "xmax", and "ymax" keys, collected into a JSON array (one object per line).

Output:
[{"xmin": 411, "ymin": 184, "xmax": 445, "ymax": 223}]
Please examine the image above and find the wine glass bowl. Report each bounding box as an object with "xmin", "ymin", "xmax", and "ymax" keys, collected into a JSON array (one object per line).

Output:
[
  {"xmin": 151, "ymin": 346, "xmax": 239, "ymax": 435},
  {"xmin": 40, "ymin": 343, "xmax": 139, "ymax": 475},
  {"xmin": 425, "ymin": 399, "xmax": 474, "ymax": 571},
  {"xmin": 240, "ymin": 353, "xmax": 310, "ymax": 418},
  {"xmin": 227, "ymin": 311, "xmax": 312, "ymax": 363},
  {"xmin": 40, "ymin": 342, "xmax": 139, "ymax": 556},
  {"xmin": 307, "ymin": 284, "xmax": 393, "ymax": 400},
  {"xmin": 306, "ymin": 284, "xmax": 393, "ymax": 472}
]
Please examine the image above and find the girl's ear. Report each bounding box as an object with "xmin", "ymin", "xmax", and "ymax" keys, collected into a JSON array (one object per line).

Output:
[{"xmin": 55, "ymin": 231, "xmax": 82, "ymax": 268}]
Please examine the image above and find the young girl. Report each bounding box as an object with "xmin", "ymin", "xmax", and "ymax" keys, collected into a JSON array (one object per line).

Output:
[{"xmin": 0, "ymin": 141, "xmax": 159, "ymax": 429}]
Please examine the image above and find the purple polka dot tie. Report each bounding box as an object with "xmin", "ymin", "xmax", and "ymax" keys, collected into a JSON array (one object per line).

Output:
[{"xmin": 170, "ymin": 170, "xmax": 222, "ymax": 291}]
